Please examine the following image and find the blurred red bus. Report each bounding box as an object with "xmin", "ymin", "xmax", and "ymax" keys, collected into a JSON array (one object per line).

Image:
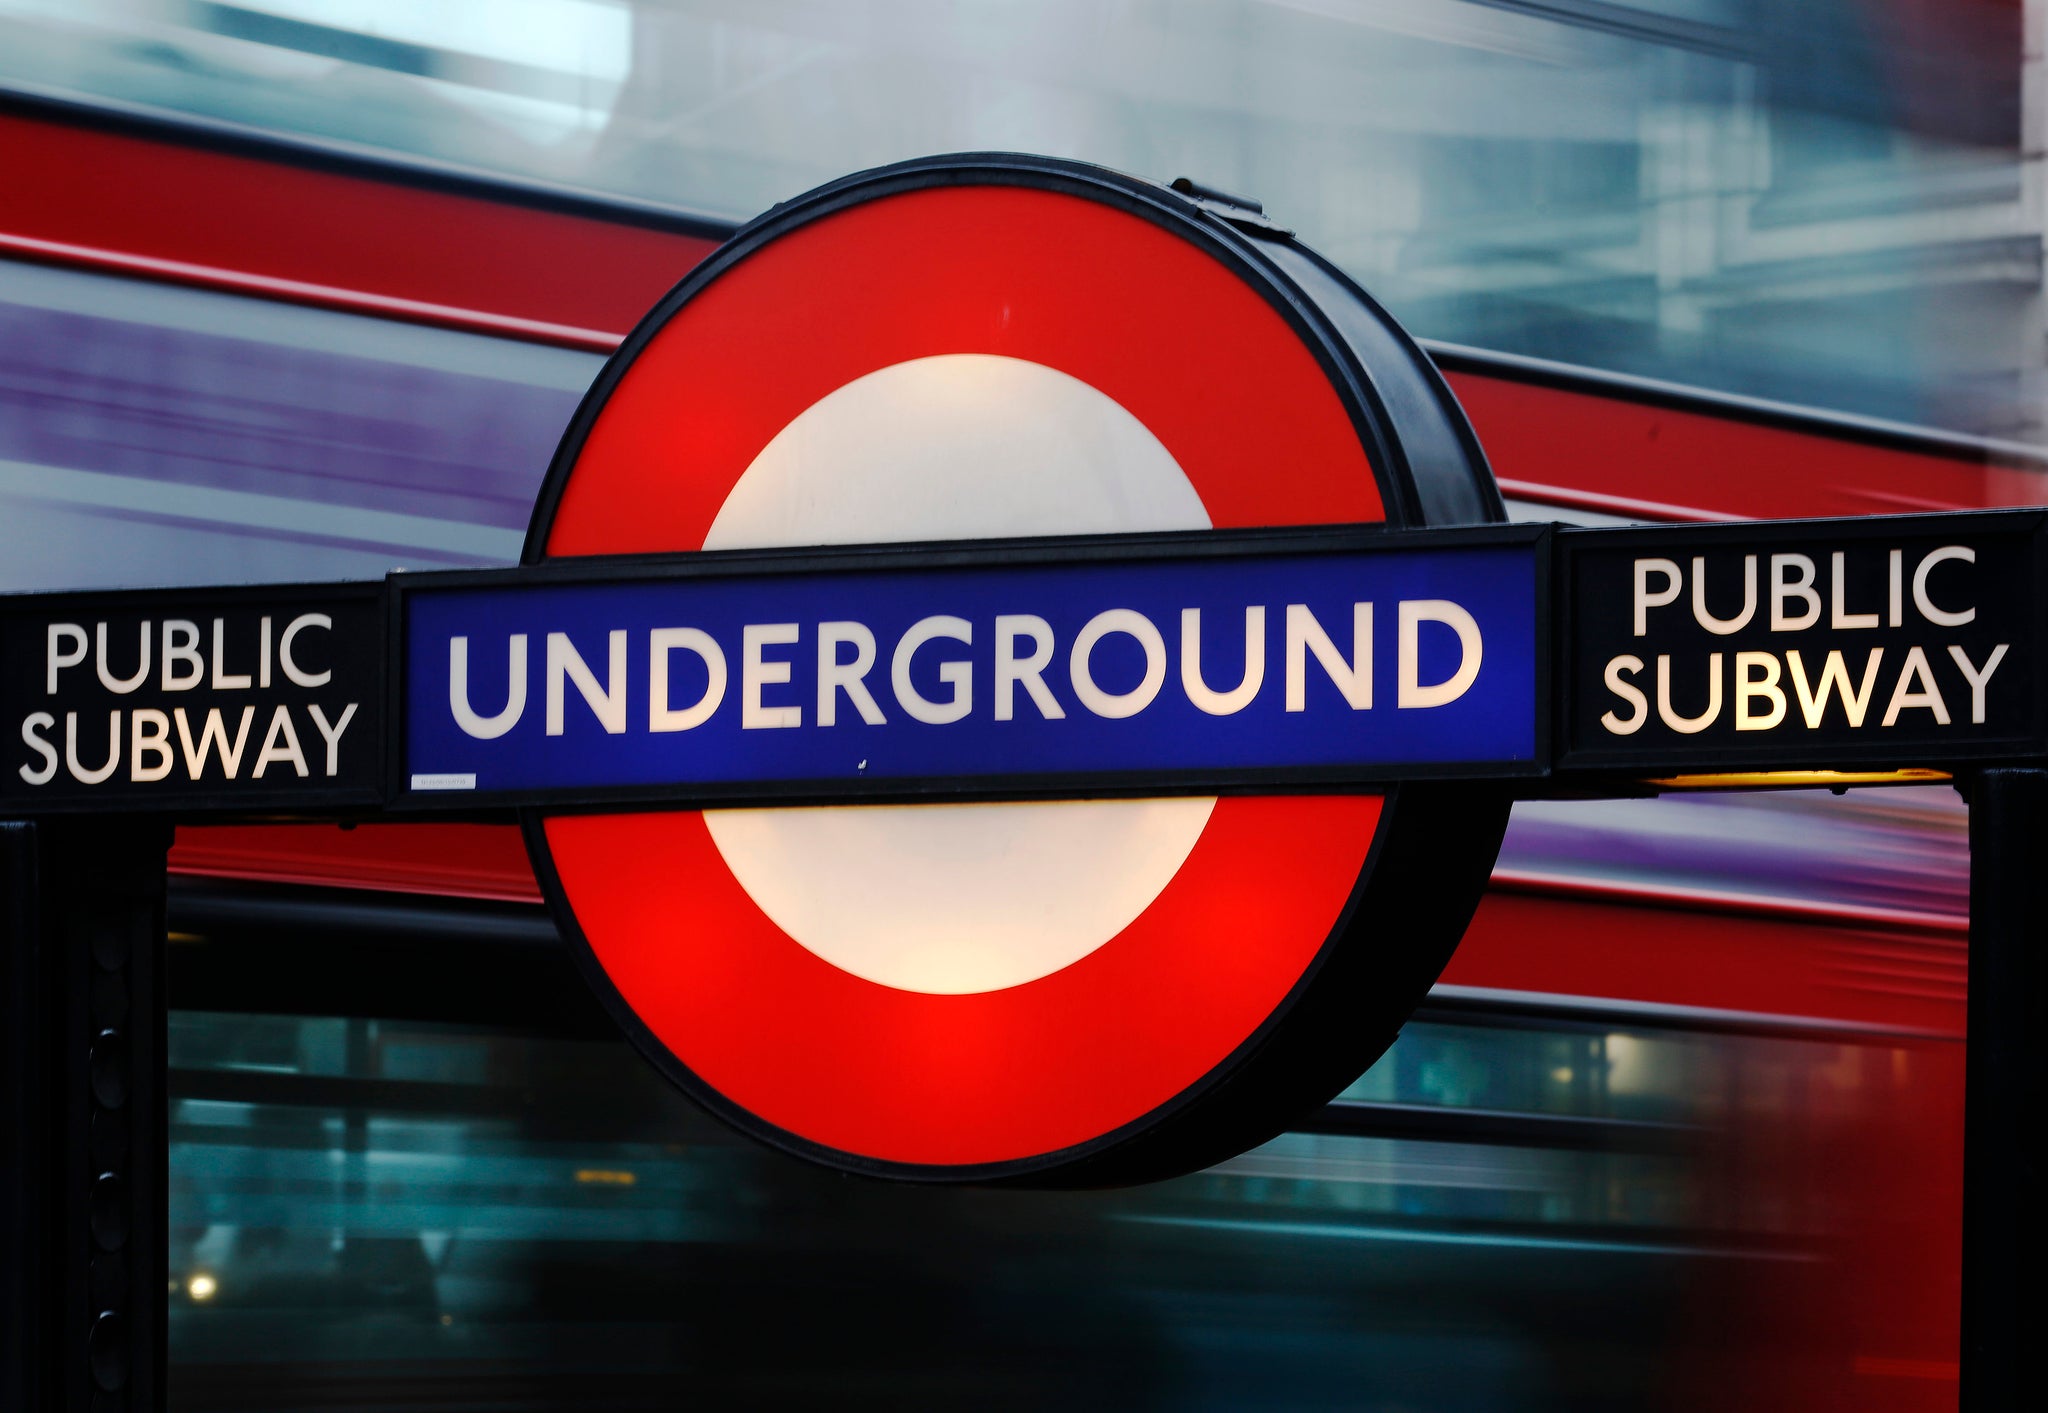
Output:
[{"xmin": 3, "ymin": 89, "xmax": 2010, "ymax": 1411}]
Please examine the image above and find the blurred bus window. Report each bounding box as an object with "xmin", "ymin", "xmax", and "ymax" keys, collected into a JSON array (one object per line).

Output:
[
  {"xmin": 166, "ymin": 1001, "xmax": 1960, "ymax": 1410},
  {"xmin": 0, "ymin": 256, "xmax": 600, "ymax": 589},
  {"xmin": 0, "ymin": 0, "xmax": 2030, "ymax": 438}
]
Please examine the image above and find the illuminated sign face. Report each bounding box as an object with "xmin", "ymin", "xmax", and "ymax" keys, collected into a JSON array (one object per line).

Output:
[
  {"xmin": 1560, "ymin": 513, "xmax": 2047, "ymax": 775},
  {"xmin": 516, "ymin": 156, "xmax": 1514, "ymax": 1184}
]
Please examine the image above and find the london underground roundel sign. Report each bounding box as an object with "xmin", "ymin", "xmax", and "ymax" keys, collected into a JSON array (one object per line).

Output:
[{"xmin": 521, "ymin": 155, "xmax": 1510, "ymax": 1185}]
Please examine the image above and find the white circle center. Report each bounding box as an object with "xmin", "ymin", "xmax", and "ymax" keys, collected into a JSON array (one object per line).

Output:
[{"xmin": 700, "ymin": 354, "xmax": 1217, "ymax": 994}]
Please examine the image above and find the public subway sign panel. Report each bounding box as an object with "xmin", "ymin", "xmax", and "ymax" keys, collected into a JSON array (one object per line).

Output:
[
  {"xmin": 0, "ymin": 584, "xmax": 384, "ymax": 810},
  {"xmin": 1560, "ymin": 512, "xmax": 2048, "ymax": 773},
  {"xmin": 397, "ymin": 529, "xmax": 1541, "ymax": 808}
]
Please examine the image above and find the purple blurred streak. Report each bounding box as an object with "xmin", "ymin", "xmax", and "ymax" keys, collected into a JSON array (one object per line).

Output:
[{"xmin": 1499, "ymin": 786, "xmax": 1969, "ymax": 920}]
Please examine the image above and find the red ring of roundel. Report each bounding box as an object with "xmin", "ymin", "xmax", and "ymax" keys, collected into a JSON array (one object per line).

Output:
[{"xmin": 537, "ymin": 180, "xmax": 1392, "ymax": 1169}]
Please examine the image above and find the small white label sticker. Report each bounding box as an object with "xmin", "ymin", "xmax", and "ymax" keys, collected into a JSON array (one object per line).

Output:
[{"xmin": 410, "ymin": 773, "xmax": 477, "ymax": 791}]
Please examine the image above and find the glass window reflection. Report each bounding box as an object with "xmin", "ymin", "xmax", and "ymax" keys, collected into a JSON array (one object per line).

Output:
[
  {"xmin": 167, "ymin": 1003, "xmax": 1959, "ymax": 1409},
  {"xmin": 0, "ymin": 1, "xmax": 2028, "ymax": 437},
  {"xmin": 0, "ymin": 257, "xmax": 598, "ymax": 589}
]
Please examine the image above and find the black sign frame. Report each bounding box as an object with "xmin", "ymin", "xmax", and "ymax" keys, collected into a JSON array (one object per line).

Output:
[{"xmin": 1, "ymin": 510, "xmax": 2043, "ymax": 817}]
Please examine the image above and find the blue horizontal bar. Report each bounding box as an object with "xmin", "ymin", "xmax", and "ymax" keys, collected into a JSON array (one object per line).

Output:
[{"xmin": 401, "ymin": 539, "xmax": 1539, "ymax": 802}]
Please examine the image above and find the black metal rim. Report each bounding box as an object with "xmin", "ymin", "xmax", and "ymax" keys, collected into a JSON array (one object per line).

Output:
[{"xmin": 514, "ymin": 151, "xmax": 1511, "ymax": 1183}]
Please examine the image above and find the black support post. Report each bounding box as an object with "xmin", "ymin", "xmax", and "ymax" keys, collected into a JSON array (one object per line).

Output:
[
  {"xmin": 2, "ymin": 820, "xmax": 52, "ymax": 1412},
  {"xmin": 1962, "ymin": 768, "xmax": 2048, "ymax": 1411},
  {"xmin": 1, "ymin": 819, "xmax": 173, "ymax": 1413}
]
